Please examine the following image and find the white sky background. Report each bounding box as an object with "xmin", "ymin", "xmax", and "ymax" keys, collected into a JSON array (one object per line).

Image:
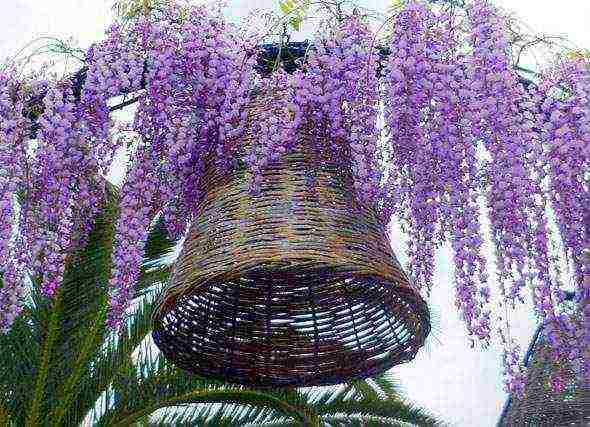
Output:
[{"xmin": 0, "ymin": 1, "xmax": 588, "ymax": 426}]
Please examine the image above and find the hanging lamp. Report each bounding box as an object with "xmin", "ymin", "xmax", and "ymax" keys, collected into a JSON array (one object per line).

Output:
[
  {"xmin": 498, "ymin": 292, "xmax": 589, "ymax": 426},
  {"xmin": 152, "ymin": 90, "xmax": 430, "ymax": 388}
]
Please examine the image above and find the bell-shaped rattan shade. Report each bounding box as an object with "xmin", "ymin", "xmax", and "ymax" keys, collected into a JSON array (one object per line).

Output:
[
  {"xmin": 151, "ymin": 94, "xmax": 430, "ymax": 388},
  {"xmin": 499, "ymin": 333, "xmax": 590, "ymax": 426}
]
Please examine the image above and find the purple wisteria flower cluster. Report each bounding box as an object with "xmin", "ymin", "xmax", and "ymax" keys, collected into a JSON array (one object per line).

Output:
[
  {"xmin": 382, "ymin": 1, "xmax": 492, "ymax": 341},
  {"xmin": 0, "ymin": 0, "xmax": 587, "ymax": 397}
]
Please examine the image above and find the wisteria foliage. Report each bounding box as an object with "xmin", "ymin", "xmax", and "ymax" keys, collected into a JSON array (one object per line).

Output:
[{"xmin": 0, "ymin": 0, "xmax": 587, "ymax": 397}]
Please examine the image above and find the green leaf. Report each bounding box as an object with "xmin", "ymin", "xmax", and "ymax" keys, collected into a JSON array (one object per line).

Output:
[
  {"xmin": 316, "ymin": 398, "xmax": 444, "ymax": 426},
  {"xmin": 0, "ymin": 305, "xmax": 40, "ymax": 424},
  {"xmin": 70, "ymin": 294, "xmax": 156, "ymax": 425},
  {"xmin": 26, "ymin": 292, "xmax": 62, "ymax": 427},
  {"xmin": 279, "ymin": 0, "xmax": 293, "ymax": 15},
  {"xmin": 389, "ymin": 0, "xmax": 406, "ymax": 10},
  {"xmin": 288, "ymin": 16, "xmax": 301, "ymax": 31},
  {"xmin": 142, "ymin": 215, "xmax": 177, "ymax": 265},
  {"xmin": 371, "ymin": 373, "xmax": 403, "ymax": 399},
  {"xmin": 278, "ymin": 0, "xmax": 308, "ymax": 31},
  {"xmin": 99, "ymin": 386, "xmax": 315, "ymax": 427}
]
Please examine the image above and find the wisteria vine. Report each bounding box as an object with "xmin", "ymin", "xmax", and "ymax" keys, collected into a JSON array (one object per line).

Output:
[{"xmin": 0, "ymin": 0, "xmax": 587, "ymax": 397}]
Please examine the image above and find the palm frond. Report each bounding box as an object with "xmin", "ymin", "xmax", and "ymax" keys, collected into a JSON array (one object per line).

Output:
[
  {"xmin": 242, "ymin": 421, "xmax": 300, "ymax": 427},
  {"xmin": 0, "ymin": 306, "xmax": 40, "ymax": 423},
  {"xmin": 347, "ymin": 379, "xmax": 381, "ymax": 401},
  {"xmin": 321, "ymin": 415, "xmax": 406, "ymax": 426},
  {"xmin": 47, "ymin": 184, "xmax": 119, "ymax": 425},
  {"xmin": 98, "ymin": 385, "xmax": 316, "ymax": 427},
  {"xmin": 69, "ymin": 293, "xmax": 157, "ymax": 425},
  {"xmin": 371, "ymin": 372, "xmax": 403, "ymax": 399},
  {"xmin": 135, "ymin": 264, "xmax": 172, "ymax": 299},
  {"xmin": 97, "ymin": 339, "xmax": 316, "ymax": 426},
  {"xmin": 184, "ymin": 400, "xmax": 288, "ymax": 426},
  {"xmin": 151, "ymin": 402, "xmax": 244, "ymax": 426},
  {"xmin": 26, "ymin": 291, "xmax": 62, "ymax": 426},
  {"xmin": 43, "ymin": 183, "xmax": 177, "ymax": 425},
  {"xmin": 315, "ymin": 398, "xmax": 444, "ymax": 427}
]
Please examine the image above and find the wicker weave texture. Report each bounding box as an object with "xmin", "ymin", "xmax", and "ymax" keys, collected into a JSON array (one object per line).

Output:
[
  {"xmin": 500, "ymin": 336, "xmax": 590, "ymax": 427},
  {"xmin": 152, "ymin": 92, "xmax": 430, "ymax": 388}
]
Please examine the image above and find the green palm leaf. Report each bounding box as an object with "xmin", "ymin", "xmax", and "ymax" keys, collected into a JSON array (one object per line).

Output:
[
  {"xmin": 315, "ymin": 398, "xmax": 443, "ymax": 426},
  {"xmin": 0, "ymin": 305, "xmax": 40, "ymax": 423}
]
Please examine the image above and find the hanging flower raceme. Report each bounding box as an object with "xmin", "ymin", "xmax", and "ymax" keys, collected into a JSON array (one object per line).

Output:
[
  {"xmin": 466, "ymin": 0, "xmax": 589, "ymax": 392},
  {"xmin": 467, "ymin": 0, "xmax": 561, "ymax": 312},
  {"xmin": 341, "ymin": 17, "xmax": 383, "ymax": 207},
  {"xmin": 467, "ymin": 0, "xmax": 553, "ymax": 392},
  {"xmin": 0, "ymin": 72, "xmax": 25, "ymax": 248},
  {"xmin": 429, "ymin": 58, "xmax": 492, "ymax": 341},
  {"xmin": 501, "ymin": 339, "xmax": 527, "ymax": 398},
  {"xmin": 82, "ymin": 21, "xmax": 145, "ymax": 171},
  {"xmin": 382, "ymin": 1, "xmax": 443, "ymax": 294},
  {"xmin": 29, "ymin": 84, "xmax": 80, "ymax": 297},
  {"xmin": 303, "ymin": 30, "xmax": 349, "ymax": 159},
  {"xmin": 0, "ymin": 241, "xmax": 30, "ymax": 333},
  {"xmin": 0, "ymin": 194, "xmax": 11, "ymax": 259},
  {"xmin": 104, "ymin": 4, "xmax": 261, "ymax": 328},
  {"xmin": 532, "ymin": 56, "xmax": 590, "ymax": 383},
  {"xmin": 106, "ymin": 139, "xmax": 162, "ymax": 330},
  {"xmin": 0, "ymin": 72, "xmax": 29, "ymax": 332},
  {"xmin": 244, "ymin": 70, "xmax": 294, "ymax": 194},
  {"xmin": 534, "ymin": 58, "xmax": 589, "ymax": 298},
  {"xmin": 381, "ymin": 1, "xmax": 492, "ymax": 341},
  {"xmin": 304, "ymin": 16, "xmax": 383, "ymax": 206},
  {"xmin": 157, "ymin": 4, "xmax": 254, "ymax": 222},
  {"xmin": 69, "ymin": 20, "xmax": 147, "ymax": 251}
]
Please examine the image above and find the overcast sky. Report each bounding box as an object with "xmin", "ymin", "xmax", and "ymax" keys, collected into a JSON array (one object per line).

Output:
[{"xmin": 1, "ymin": 1, "xmax": 588, "ymax": 426}]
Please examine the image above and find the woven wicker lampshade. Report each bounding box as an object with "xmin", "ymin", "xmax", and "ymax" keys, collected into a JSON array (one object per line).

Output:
[
  {"xmin": 499, "ymin": 336, "xmax": 590, "ymax": 426},
  {"xmin": 499, "ymin": 324, "xmax": 590, "ymax": 426},
  {"xmin": 151, "ymin": 92, "xmax": 430, "ymax": 388}
]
